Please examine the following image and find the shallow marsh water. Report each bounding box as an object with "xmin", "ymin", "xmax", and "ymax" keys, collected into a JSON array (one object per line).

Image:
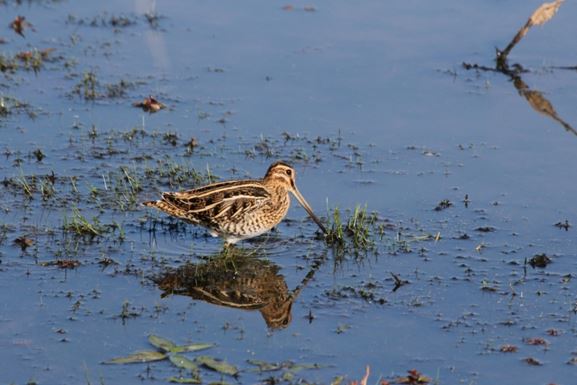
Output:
[{"xmin": 1, "ymin": 1, "xmax": 577, "ymax": 384}]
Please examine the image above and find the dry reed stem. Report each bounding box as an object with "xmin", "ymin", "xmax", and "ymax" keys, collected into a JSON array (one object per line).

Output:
[
  {"xmin": 499, "ymin": 0, "xmax": 564, "ymax": 62},
  {"xmin": 530, "ymin": 0, "xmax": 564, "ymax": 26}
]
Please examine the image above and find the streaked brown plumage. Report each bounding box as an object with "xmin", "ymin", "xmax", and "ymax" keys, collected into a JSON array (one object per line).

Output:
[{"xmin": 143, "ymin": 161, "xmax": 326, "ymax": 245}]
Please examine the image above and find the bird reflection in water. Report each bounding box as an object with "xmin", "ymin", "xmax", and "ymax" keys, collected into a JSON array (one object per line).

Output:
[{"xmin": 153, "ymin": 249, "xmax": 322, "ymax": 329}]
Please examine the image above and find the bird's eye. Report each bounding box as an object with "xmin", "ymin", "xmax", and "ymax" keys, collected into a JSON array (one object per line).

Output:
[{"xmin": 285, "ymin": 169, "xmax": 292, "ymax": 176}]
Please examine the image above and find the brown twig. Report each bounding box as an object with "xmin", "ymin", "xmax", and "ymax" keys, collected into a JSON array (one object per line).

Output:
[{"xmin": 391, "ymin": 272, "xmax": 409, "ymax": 292}]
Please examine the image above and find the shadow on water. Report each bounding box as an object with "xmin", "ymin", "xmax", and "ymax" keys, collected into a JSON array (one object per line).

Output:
[
  {"xmin": 463, "ymin": 59, "xmax": 576, "ymax": 136},
  {"xmin": 152, "ymin": 247, "xmax": 327, "ymax": 330}
]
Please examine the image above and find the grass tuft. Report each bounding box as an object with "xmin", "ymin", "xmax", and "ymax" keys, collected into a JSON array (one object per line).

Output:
[
  {"xmin": 346, "ymin": 205, "xmax": 374, "ymax": 250},
  {"xmin": 325, "ymin": 205, "xmax": 376, "ymax": 257},
  {"xmin": 63, "ymin": 207, "xmax": 106, "ymax": 237}
]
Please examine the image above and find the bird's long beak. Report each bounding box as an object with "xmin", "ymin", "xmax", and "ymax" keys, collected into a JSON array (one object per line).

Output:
[{"xmin": 290, "ymin": 186, "xmax": 327, "ymax": 235}]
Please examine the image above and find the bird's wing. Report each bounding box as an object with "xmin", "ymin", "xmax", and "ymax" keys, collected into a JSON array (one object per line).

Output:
[{"xmin": 161, "ymin": 180, "xmax": 270, "ymax": 220}]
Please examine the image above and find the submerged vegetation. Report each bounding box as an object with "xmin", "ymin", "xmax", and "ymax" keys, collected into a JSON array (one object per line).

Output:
[
  {"xmin": 0, "ymin": 96, "xmax": 36, "ymax": 118},
  {"xmin": 104, "ymin": 334, "xmax": 334, "ymax": 383},
  {"xmin": 71, "ymin": 71, "xmax": 137, "ymax": 100},
  {"xmin": 0, "ymin": 48, "xmax": 57, "ymax": 74}
]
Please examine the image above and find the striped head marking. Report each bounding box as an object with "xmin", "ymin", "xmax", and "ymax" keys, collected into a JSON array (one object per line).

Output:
[
  {"xmin": 264, "ymin": 161, "xmax": 296, "ymax": 189},
  {"xmin": 264, "ymin": 161, "xmax": 327, "ymax": 235}
]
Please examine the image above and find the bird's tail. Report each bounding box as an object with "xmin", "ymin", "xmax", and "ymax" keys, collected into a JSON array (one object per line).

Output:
[{"xmin": 142, "ymin": 199, "xmax": 190, "ymax": 219}]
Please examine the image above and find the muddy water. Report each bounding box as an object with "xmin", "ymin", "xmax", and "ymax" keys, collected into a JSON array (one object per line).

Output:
[{"xmin": 1, "ymin": 1, "xmax": 577, "ymax": 384}]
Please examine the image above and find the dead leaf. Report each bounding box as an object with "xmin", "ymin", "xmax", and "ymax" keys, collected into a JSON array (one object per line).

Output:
[
  {"xmin": 523, "ymin": 357, "xmax": 543, "ymax": 366},
  {"xmin": 15, "ymin": 51, "xmax": 33, "ymax": 62},
  {"xmin": 529, "ymin": 0, "xmax": 564, "ymax": 26},
  {"xmin": 37, "ymin": 48, "xmax": 56, "ymax": 60},
  {"xmin": 395, "ymin": 369, "xmax": 430, "ymax": 384},
  {"xmin": 55, "ymin": 259, "xmax": 80, "ymax": 269},
  {"xmin": 433, "ymin": 199, "xmax": 452, "ymax": 211},
  {"xmin": 528, "ymin": 253, "xmax": 551, "ymax": 268},
  {"xmin": 546, "ymin": 328, "xmax": 560, "ymax": 336},
  {"xmin": 10, "ymin": 16, "xmax": 33, "ymax": 37},
  {"xmin": 133, "ymin": 96, "xmax": 166, "ymax": 113},
  {"xmin": 184, "ymin": 137, "xmax": 198, "ymax": 151},
  {"xmin": 554, "ymin": 220, "xmax": 571, "ymax": 230},
  {"xmin": 14, "ymin": 236, "xmax": 33, "ymax": 250},
  {"xmin": 40, "ymin": 259, "xmax": 81, "ymax": 269},
  {"xmin": 500, "ymin": 344, "xmax": 518, "ymax": 353},
  {"xmin": 98, "ymin": 257, "xmax": 117, "ymax": 267},
  {"xmin": 525, "ymin": 337, "xmax": 549, "ymax": 346}
]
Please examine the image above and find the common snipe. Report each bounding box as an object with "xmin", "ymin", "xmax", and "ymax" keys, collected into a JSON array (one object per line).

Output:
[{"xmin": 143, "ymin": 161, "xmax": 327, "ymax": 245}]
